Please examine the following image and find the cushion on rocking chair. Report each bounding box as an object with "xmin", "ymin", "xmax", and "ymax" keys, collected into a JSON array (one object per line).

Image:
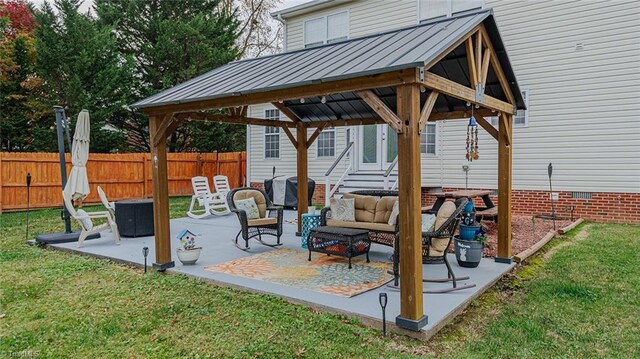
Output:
[
  {"xmin": 428, "ymin": 201, "xmax": 457, "ymax": 257},
  {"xmin": 247, "ymin": 217, "xmax": 278, "ymax": 226}
]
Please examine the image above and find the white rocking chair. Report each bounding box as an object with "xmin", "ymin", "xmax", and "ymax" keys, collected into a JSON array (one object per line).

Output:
[
  {"xmin": 187, "ymin": 176, "xmax": 231, "ymax": 219},
  {"xmin": 97, "ymin": 186, "xmax": 115, "ymax": 216},
  {"xmin": 62, "ymin": 191, "xmax": 120, "ymax": 247},
  {"xmin": 213, "ymin": 175, "xmax": 231, "ymax": 199}
]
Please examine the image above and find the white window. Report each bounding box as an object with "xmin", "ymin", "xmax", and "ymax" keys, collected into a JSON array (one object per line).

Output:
[
  {"xmin": 490, "ymin": 89, "xmax": 529, "ymax": 127},
  {"xmin": 420, "ymin": 123, "xmax": 437, "ymax": 155},
  {"xmin": 304, "ymin": 11, "xmax": 349, "ymax": 48},
  {"xmin": 419, "ymin": 0, "xmax": 483, "ymax": 21},
  {"xmin": 316, "ymin": 128, "xmax": 336, "ymax": 157},
  {"xmin": 514, "ymin": 89, "xmax": 529, "ymax": 127},
  {"xmin": 264, "ymin": 109, "xmax": 280, "ymax": 159}
]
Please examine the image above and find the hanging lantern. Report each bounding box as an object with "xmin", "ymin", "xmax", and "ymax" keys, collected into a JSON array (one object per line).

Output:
[{"xmin": 466, "ymin": 108, "xmax": 479, "ymax": 161}]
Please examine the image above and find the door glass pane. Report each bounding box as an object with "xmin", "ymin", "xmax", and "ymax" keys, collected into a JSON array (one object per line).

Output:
[
  {"xmin": 362, "ymin": 125, "xmax": 378, "ymax": 164},
  {"xmin": 386, "ymin": 125, "xmax": 397, "ymax": 163}
]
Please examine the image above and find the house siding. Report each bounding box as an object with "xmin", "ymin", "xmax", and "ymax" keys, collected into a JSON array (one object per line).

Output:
[{"xmin": 247, "ymin": 0, "xmax": 640, "ymax": 216}]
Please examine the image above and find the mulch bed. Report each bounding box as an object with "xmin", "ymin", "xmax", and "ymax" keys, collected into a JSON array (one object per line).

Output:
[{"xmin": 480, "ymin": 215, "xmax": 574, "ymax": 257}]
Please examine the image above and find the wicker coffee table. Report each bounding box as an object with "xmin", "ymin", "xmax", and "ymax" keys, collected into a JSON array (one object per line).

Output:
[{"xmin": 307, "ymin": 226, "xmax": 371, "ymax": 269}]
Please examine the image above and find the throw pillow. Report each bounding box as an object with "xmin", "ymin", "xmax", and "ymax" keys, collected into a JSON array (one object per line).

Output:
[
  {"xmin": 330, "ymin": 198, "xmax": 356, "ymax": 222},
  {"xmin": 76, "ymin": 209, "xmax": 93, "ymax": 231},
  {"xmin": 421, "ymin": 214, "xmax": 436, "ymax": 232},
  {"xmin": 235, "ymin": 198, "xmax": 261, "ymax": 219},
  {"xmin": 387, "ymin": 200, "xmax": 399, "ymax": 226}
]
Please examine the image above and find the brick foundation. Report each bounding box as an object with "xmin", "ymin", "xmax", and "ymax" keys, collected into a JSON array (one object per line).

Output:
[{"xmin": 421, "ymin": 187, "xmax": 640, "ymax": 224}]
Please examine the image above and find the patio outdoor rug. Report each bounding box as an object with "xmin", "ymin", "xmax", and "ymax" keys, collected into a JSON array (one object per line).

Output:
[{"xmin": 204, "ymin": 248, "xmax": 393, "ymax": 297}]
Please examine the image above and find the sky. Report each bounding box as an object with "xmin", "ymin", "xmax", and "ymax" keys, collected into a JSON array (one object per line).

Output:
[{"xmin": 30, "ymin": 0, "xmax": 312, "ymax": 14}]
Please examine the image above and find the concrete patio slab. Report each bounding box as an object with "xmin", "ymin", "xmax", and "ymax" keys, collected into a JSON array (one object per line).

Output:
[{"xmin": 50, "ymin": 211, "xmax": 515, "ymax": 339}]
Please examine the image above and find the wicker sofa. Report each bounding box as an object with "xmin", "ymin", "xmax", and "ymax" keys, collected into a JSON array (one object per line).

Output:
[{"xmin": 320, "ymin": 190, "xmax": 399, "ymax": 247}]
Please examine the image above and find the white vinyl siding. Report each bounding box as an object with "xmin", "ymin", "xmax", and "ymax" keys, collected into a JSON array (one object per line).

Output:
[
  {"xmin": 303, "ymin": 11, "xmax": 349, "ymax": 48},
  {"xmin": 317, "ymin": 129, "xmax": 336, "ymax": 157},
  {"xmin": 264, "ymin": 109, "xmax": 280, "ymax": 159}
]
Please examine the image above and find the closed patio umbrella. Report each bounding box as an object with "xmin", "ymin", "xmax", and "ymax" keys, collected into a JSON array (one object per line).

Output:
[{"xmin": 63, "ymin": 110, "xmax": 91, "ymax": 200}]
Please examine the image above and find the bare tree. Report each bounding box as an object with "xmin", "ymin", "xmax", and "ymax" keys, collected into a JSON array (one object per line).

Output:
[{"xmin": 221, "ymin": 0, "xmax": 283, "ymax": 58}]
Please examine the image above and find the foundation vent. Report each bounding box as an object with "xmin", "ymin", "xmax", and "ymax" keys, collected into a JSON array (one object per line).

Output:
[{"xmin": 572, "ymin": 192, "xmax": 592, "ymax": 200}]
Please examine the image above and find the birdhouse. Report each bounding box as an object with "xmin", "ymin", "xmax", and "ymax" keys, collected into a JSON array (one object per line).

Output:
[{"xmin": 177, "ymin": 229, "xmax": 197, "ymax": 250}]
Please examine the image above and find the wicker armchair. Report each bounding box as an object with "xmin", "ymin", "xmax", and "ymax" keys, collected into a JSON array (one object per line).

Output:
[{"xmin": 227, "ymin": 187, "xmax": 283, "ymax": 250}]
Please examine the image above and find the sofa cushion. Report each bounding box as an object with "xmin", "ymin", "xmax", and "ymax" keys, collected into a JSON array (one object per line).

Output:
[
  {"xmin": 388, "ymin": 200, "xmax": 399, "ymax": 226},
  {"xmin": 326, "ymin": 219, "xmax": 395, "ymax": 232},
  {"xmin": 247, "ymin": 217, "xmax": 277, "ymax": 226},
  {"xmin": 374, "ymin": 196, "xmax": 397, "ymax": 223},
  {"xmin": 233, "ymin": 190, "xmax": 267, "ymax": 218},
  {"xmin": 330, "ymin": 197, "xmax": 356, "ymax": 221},
  {"xmin": 342, "ymin": 193, "xmax": 377, "ymax": 222}
]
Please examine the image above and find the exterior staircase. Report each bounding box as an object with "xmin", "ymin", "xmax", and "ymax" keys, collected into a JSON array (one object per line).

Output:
[{"xmin": 337, "ymin": 170, "xmax": 398, "ymax": 194}]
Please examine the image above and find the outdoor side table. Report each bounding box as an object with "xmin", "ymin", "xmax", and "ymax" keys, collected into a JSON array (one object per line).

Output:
[
  {"xmin": 301, "ymin": 213, "xmax": 321, "ymax": 249},
  {"xmin": 115, "ymin": 199, "xmax": 154, "ymax": 237},
  {"xmin": 307, "ymin": 226, "xmax": 370, "ymax": 269}
]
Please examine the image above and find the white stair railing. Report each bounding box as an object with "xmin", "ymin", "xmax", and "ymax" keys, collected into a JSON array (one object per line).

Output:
[
  {"xmin": 324, "ymin": 141, "xmax": 354, "ymax": 206},
  {"xmin": 383, "ymin": 156, "xmax": 398, "ymax": 190}
]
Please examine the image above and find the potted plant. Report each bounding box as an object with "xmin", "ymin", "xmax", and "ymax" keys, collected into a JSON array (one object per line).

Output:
[
  {"xmin": 454, "ymin": 226, "xmax": 486, "ymax": 268},
  {"xmin": 176, "ymin": 229, "xmax": 202, "ymax": 265}
]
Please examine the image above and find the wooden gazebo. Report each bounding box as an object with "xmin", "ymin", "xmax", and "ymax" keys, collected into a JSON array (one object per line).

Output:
[{"xmin": 131, "ymin": 10, "xmax": 524, "ymax": 331}]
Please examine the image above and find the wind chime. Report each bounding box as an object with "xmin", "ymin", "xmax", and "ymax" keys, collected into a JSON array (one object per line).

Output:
[{"xmin": 466, "ymin": 105, "xmax": 479, "ymax": 161}]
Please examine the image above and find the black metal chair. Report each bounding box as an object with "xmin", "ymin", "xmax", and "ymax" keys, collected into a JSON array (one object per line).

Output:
[
  {"xmin": 227, "ymin": 187, "xmax": 283, "ymax": 250},
  {"xmin": 391, "ymin": 198, "xmax": 476, "ymax": 293}
]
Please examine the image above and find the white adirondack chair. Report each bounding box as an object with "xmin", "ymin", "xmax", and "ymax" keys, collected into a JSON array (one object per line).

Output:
[
  {"xmin": 97, "ymin": 186, "xmax": 115, "ymax": 215},
  {"xmin": 187, "ymin": 176, "xmax": 230, "ymax": 219},
  {"xmin": 62, "ymin": 191, "xmax": 120, "ymax": 247}
]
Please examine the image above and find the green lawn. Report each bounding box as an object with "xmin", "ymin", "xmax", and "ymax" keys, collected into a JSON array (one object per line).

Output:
[{"xmin": 1, "ymin": 197, "xmax": 639, "ymax": 358}]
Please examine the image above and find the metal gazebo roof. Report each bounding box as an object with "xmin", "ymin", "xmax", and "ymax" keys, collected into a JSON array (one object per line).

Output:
[{"xmin": 131, "ymin": 9, "xmax": 524, "ymax": 119}]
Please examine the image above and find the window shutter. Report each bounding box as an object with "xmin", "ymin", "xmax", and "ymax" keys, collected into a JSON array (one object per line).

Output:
[{"xmin": 327, "ymin": 12, "xmax": 349, "ymax": 43}]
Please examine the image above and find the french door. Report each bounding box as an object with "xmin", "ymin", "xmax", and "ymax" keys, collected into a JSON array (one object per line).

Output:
[{"xmin": 358, "ymin": 124, "xmax": 397, "ymax": 171}]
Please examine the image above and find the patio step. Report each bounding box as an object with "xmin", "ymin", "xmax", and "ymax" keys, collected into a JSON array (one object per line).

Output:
[{"xmin": 337, "ymin": 170, "xmax": 397, "ymax": 194}]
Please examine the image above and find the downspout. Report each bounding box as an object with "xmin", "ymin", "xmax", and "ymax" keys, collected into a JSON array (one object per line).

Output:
[{"xmin": 274, "ymin": 13, "xmax": 287, "ymax": 52}]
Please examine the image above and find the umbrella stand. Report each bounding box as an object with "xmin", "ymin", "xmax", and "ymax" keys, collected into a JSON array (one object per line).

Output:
[
  {"xmin": 56, "ymin": 106, "xmax": 72, "ymax": 234},
  {"xmin": 35, "ymin": 106, "xmax": 99, "ymax": 245}
]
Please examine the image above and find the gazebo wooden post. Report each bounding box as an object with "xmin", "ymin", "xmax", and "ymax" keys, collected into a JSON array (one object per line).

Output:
[
  {"xmin": 395, "ymin": 83, "xmax": 428, "ymax": 331},
  {"xmin": 496, "ymin": 112, "xmax": 513, "ymax": 262},
  {"xmin": 148, "ymin": 114, "xmax": 175, "ymax": 271},
  {"xmin": 296, "ymin": 122, "xmax": 308, "ymax": 234}
]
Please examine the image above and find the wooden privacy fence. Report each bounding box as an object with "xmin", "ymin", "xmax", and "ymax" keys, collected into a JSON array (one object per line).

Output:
[{"xmin": 0, "ymin": 152, "xmax": 246, "ymax": 212}]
